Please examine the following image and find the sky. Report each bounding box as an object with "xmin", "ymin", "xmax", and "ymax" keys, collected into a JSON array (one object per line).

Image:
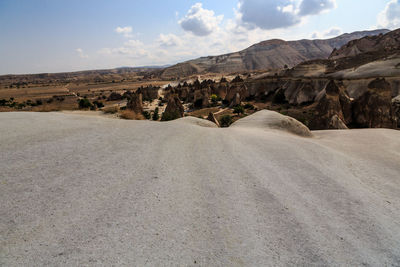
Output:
[{"xmin": 0, "ymin": 0, "xmax": 399, "ymax": 74}]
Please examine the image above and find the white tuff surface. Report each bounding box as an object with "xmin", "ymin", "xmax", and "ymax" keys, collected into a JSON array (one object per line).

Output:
[{"xmin": 1, "ymin": 111, "xmax": 400, "ymax": 266}]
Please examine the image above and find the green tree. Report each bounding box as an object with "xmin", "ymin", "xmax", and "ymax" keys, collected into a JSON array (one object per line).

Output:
[
  {"xmin": 220, "ymin": 115, "xmax": 233, "ymax": 127},
  {"xmin": 233, "ymin": 105, "xmax": 245, "ymax": 115},
  {"xmin": 152, "ymin": 107, "xmax": 160, "ymax": 121},
  {"xmin": 78, "ymin": 98, "xmax": 93, "ymax": 109}
]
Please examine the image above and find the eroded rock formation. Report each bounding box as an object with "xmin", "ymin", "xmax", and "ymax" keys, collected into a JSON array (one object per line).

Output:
[
  {"xmin": 308, "ymin": 80, "xmax": 351, "ymax": 130},
  {"xmin": 352, "ymin": 78, "xmax": 397, "ymax": 128},
  {"xmin": 162, "ymin": 95, "xmax": 184, "ymax": 121},
  {"xmin": 127, "ymin": 92, "xmax": 143, "ymax": 114}
]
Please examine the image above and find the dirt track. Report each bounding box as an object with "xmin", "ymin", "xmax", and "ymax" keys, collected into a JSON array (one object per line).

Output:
[{"xmin": 1, "ymin": 112, "xmax": 400, "ymax": 266}]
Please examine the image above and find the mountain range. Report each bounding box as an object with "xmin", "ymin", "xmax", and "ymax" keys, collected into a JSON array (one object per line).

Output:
[{"xmin": 161, "ymin": 29, "xmax": 389, "ymax": 78}]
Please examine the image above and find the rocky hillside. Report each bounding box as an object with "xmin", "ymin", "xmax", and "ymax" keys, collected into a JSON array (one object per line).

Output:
[
  {"xmin": 161, "ymin": 29, "xmax": 388, "ymax": 78},
  {"xmin": 330, "ymin": 28, "xmax": 400, "ymax": 60},
  {"xmin": 287, "ymin": 28, "xmax": 400, "ymax": 79}
]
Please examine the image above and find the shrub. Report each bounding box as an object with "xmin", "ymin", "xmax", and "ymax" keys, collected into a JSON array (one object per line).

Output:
[
  {"xmin": 161, "ymin": 111, "xmax": 181, "ymax": 121},
  {"xmin": 220, "ymin": 115, "xmax": 233, "ymax": 127},
  {"xmin": 152, "ymin": 107, "xmax": 159, "ymax": 121},
  {"xmin": 103, "ymin": 106, "xmax": 119, "ymax": 114},
  {"xmin": 233, "ymin": 105, "xmax": 245, "ymax": 115},
  {"xmin": 211, "ymin": 94, "xmax": 219, "ymax": 103},
  {"xmin": 244, "ymin": 103, "xmax": 254, "ymax": 110},
  {"xmin": 0, "ymin": 99, "xmax": 7, "ymax": 106},
  {"xmin": 93, "ymin": 101, "xmax": 104, "ymax": 108},
  {"xmin": 35, "ymin": 99, "xmax": 43, "ymax": 106},
  {"xmin": 142, "ymin": 111, "xmax": 151, "ymax": 120},
  {"xmin": 78, "ymin": 98, "xmax": 93, "ymax": 109},
  {"xmin": 119, "ymin": 110, "xmax": 136, "ymax": 120},
  {"xmin": 17, "ymin": 103, "xmax": 26, "ymax": 109}
]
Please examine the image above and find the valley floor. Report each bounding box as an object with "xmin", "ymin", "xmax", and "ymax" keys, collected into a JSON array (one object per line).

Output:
[{"xmin": 1, "ymin": 112, "xmax": 400, "ymax": 266}]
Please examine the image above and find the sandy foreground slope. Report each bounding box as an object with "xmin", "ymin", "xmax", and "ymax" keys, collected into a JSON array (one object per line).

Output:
[{"xmin": 1, "ymin": 111, "xmax": 400, "ymax": 266}]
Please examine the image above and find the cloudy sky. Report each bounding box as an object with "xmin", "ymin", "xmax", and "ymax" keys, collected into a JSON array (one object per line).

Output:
[{"xmin": 0, "ymin": 0, "xmax": 399, "ymax": 74}]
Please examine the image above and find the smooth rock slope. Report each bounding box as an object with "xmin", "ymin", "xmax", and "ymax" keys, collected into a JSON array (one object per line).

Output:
[{"xmin": 1, "ymin": 111, "xmax": 400, "ymax": 266}]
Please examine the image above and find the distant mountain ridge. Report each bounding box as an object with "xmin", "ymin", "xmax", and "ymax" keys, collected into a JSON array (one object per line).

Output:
[
  {"xmin": 161, "ymin": 29, "xmax": 389, "ymax": 78},
  {"xmin": 330, "ymin": 28, "xmax": 400, "ymax": 60}
]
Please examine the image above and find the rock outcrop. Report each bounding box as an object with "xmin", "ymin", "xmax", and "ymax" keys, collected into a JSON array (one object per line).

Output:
[
  {"xmin": 352, "ymin": 78, "xmax": 397, "ymax": 128},
  {"xmin": 231, "ymin": 110, "xmax": 313, "ymax": 137},
  {"xmin": 162, "ymin": 95, "xmax": 185, "ymax": 121},
  {"xmin": 193, "ymin": 88, "xmax": 210, "ymax": 108},
  {"xmin": 127, "ymin": 92, "xmax": 143, "ymax": 114},
  {"xmin": 392, "ymin": 95, "xmax": 400, "ymax": 128},
  {"xmin": 309, "ymin": 80, "xmax": 351, "ymax": 130},
  {"xmin": 226, "ymin": 84, "xmax": 248, "ymax": 107},
  {"xmin": 137, "ymin": 86, "xmax": 159, "ymax": 102}
]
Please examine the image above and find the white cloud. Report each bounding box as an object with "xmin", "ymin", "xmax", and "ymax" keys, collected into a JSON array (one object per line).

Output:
[
  {"xmin": 237, "ymin": 0, "xmax": 336, "ymax": 30},
  {"xmin": 378, "ymin": 0, "xmax": 400, "ymax": 29},
  {"xmin": 96, "ymin": 0, "xmax": 339, "ymax": 68},
  {"xmin": 299, "ymin": 0, "xmax": 336, "ymax": 16},
  {"xmin": 311, "ymin": 26, "xmax": 342, "ymax": 38},
  {"xmin": 179, "ymin": 3, "xmax": 224, "ymax": 36},
  {"xmin": 158, "ymin": 34, "xmax": 182, "ymax": 47},
  {"xmin": 99, "ymin": 39, "xmax": 148, "ymax": 58},
  {"xmin": 115, "ymin": 26, "xmax": 133, "ymax": 38},
  {"xmin": 76, "ymin": 48, "xmax": 88, "ymax": 59},
  {"xmin": 238, "ymin": 0, "xmax": 300, "ymax": 30},
  {"xmin": 324, "ymin": 27, "xmax": 342, "ymax": 37}
]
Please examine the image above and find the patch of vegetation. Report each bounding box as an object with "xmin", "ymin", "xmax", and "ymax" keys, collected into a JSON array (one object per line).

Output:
[
  {"xmin": 152, "ymin": 107, "xmax": 159, "ymax": 121},
  {"xmin": 103, "ymin": 106, "xmax": 119, "ymax": 114},
  {"xmin": 220, "ymin": 115, "xmax": 233, "ymax": 127},
  {"xmin": 233, "ymin": 105, "xmax": 245, "ymax": 115},
  {"xmin": 244, "ymin": 103, "xmax": 255, "ymax": 110},
  {"xmin": 161, "ymin": 111, "xmax": 181, "ymax": 121},
  {"xmin": 211, "ymin": 94, "xmax": 221, "ymax": 103},
  {"xmin": 120, "ymin": 110, "xmax": 138, "ymax": 120},
  {"xmin": 17, "ymin": 103, "xmax": 26, "ymax": 109},
  {"xmin": 78, "ymin": 98, "xmax": 93, "ymax": 109},
  {"xmin": 93, "ymin": 101, "xmax": 104, "ymax": 109},
  {"xmin": 142, "ymin": 111, "xmax": 151, "ymax": 120}
]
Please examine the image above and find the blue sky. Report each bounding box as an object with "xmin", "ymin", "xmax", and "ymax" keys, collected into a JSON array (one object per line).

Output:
[{"xmin": 0, "ymin": 0, "xmax": 399, "ymax": 74}]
